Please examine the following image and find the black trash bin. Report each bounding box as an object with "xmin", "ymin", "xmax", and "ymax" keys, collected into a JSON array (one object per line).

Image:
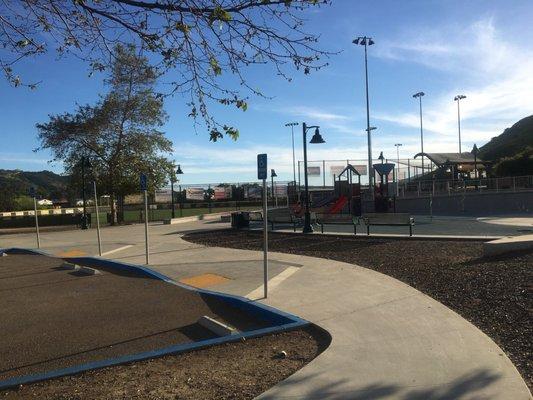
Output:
[{"xmin": 231, "ymin": 211, "xmax": 249, "ymax": 229}]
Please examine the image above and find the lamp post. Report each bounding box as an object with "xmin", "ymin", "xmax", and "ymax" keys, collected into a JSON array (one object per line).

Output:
[
  {"xmin": 454, "ymin": 95, "xmax": 467, "ymax": 153},
  {"xmin": 170, "ymin": 164, "xmax": 183, "ymax": 219},
  {"xmin": 285, "ymin": 122, "xmax": 299, "ymax": 185},
  {"xmin": 80, "ymin": 156, "xmax": 92, "ymax": 230},
  {"xmin": 413, "ymin": 92, "xmax": 425, "ymax": 172},
  {"xmin": 394, "ymin": 143, "xmax": 402, "ymax": 196},
  {"xmin": 271, "ymin": 169, "xmax": 278, "ymax": 207},
  {"xmin": 302, "ymin": 122, "xmax": 325, "ymax": 233},
  {"xmin": 353, "ymin": 36, "xmax": 375, "ymax": 191},
  {"xmin": 366, "ymin": 126, "xmax": 377, "ymax": 186}
]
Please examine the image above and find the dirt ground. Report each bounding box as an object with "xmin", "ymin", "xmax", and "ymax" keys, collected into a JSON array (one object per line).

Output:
[
  {"xmin": 0, "ymin": 253, "xmax": 271, "ymax": 381},
  {"xmin": 2, "ymin": 325, "xmax": 329, "ymax": 400},
  {"xmin": 184, "ymin": 229, "xmax": 533, "ymax": 391}
]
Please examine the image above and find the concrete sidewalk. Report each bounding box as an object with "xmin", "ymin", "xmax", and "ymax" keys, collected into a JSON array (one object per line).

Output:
[
  {"xmin": 254, "ymin": 250, "xmax": 531, "ymax": 399},
  {"xmin": 1, "ymin": 220, "xmax": 530, "ymax": 399}
]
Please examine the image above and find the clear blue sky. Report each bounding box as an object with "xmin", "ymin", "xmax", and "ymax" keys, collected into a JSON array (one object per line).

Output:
[{"xmin": 1, "ymin": 0, "xmax": 532, "ymax": 185}]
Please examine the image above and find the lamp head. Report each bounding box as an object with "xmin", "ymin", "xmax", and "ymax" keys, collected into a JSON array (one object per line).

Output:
[
  {"xmin": 271, "ymin": 169, "xmax": 277, "ymax": 178},
  {"xmin": 352, "ymin": 38, "xmax": 359, "ymax": 45},
  {"xmin": 176, "ymin": 164, "xmax": 183, "ymax": 175},
  {"xmin": 310, "ymin": 127, "xmax": 325, "ymax": 144}
]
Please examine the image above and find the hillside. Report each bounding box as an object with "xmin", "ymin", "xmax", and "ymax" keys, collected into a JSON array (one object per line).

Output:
[
  {"xmin": 0, "ymin": 169, "xmax": 69, "ymax": 201},
  {"xmin": 478, "ymin": 115, "xmax": 533, "ymax": 161}
]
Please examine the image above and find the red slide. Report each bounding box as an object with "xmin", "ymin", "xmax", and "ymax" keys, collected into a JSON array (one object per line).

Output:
[{"xmin": 327, "ymin": 195, "xmax": 348, "ymax": 214}]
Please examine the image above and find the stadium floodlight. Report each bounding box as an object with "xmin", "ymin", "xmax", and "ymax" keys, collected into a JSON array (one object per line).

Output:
[
  {"xmin": 454, "ymin": 95, "xmax": 467, "ymax": 152},
  {"xmin": 412, "ymin": 91, "xmax": 426, "ymax": 172},
  {"xmin": 353, "ymin": 35, "xmax": 376, "ymax": 190}
]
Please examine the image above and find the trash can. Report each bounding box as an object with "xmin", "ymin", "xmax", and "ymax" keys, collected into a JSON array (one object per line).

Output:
[{"xmin": 231, "ymin": 211, "xmax": 249, "ymax": 229}]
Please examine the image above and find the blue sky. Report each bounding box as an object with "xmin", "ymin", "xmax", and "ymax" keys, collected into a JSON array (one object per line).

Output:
[{"xmin": 1, "ymin": 0, "xmax": 532, "ymax": 185}]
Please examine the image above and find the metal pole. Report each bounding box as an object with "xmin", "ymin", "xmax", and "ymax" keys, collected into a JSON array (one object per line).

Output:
[
  {"xmin": 302, "ymin": 123, "xmax": 312, "ymax": 233},
  {"xmin": 396, "ymin": 146, "xmax": 401, "ymax": 196},
  {"xmin": 81, "ymin": 158, "xmax": 88, "ymax": 229},
  {"xmin": 322, "ymin": 160, "xmax": 326, "ymax": 188},
  {"xmin": 33, "ymin": 197, "xmax": 40, "ymax": 248},
  {"xmin": 457, "ymin": 98, "xmax": 462, "ymax": 153},
  {"xmin": 262, "ymin": 178, "xmax": 268, "ymax": 298},
  {"xmin": 171, "ymin": 177, "xmax": 175, "ymax": 219},
  {"xmin": 291, "ymin": 125, "xmax": 296, "ymax": 185},
  {"xmin": 419, "ymin": 96, "xmax": 425, "ymax": 171},
  {"xmin": 179, "ymin": 185, "xmax": 183, "ymax": 217},
  {"xmin": 144, "ymin": 189, "xmax": 149, "ymax": 264},
  {"xmin": 93, "ymin": 181, "xmax": 102, "ymax": 256},
  {"xmin": 364, "ymin": 41, "xmax": 373, "ymax": 192}
]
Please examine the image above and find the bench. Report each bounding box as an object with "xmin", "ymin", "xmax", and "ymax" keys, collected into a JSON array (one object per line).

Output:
[
  {"xmin": 362, "ymin": 213, "xmax": 415, "ymax": 236},
  {"xmin": 316, "ymin": 213, "xmax": 360, "ymax": 235},
  {"xmin": 266, "ymin": 208, "xmax": 302, "ymax": 231}
]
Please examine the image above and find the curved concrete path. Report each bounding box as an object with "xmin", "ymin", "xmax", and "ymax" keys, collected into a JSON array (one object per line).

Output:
[
  {"xmin": 253, "ymin": 249, "xmax": 531, "ymax": 399},
  {"xmin": 1, "ymin": 220, "xmax": 530, "ymax": 399}
]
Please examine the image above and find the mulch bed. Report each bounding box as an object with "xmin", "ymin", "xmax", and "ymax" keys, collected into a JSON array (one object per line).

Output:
[
  {"xmin": 2, "ymin": 325, "xmax": 329, "ymax": 400},
  {"xmin": 184, "ymin": 229, "xmax": 533, "ymax": 391}
]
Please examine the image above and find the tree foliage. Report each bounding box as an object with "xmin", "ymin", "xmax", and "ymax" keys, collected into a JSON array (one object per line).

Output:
[
  {"xmin": 36, "ymin": 45, "xmax": 174, "ymax": 221},
  {"xmin": 1, "ymin": 0, "xmax": 332, "ymax": 140}
]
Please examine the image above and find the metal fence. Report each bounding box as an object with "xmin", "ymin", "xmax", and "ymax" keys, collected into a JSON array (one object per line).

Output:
[
  {"xmin": 298, "ymin": 157, "xmax": 432, "ymax": 188},
  {"xmin": 398, "ymin": 175, "xmax": 533, "ymax": 198}
]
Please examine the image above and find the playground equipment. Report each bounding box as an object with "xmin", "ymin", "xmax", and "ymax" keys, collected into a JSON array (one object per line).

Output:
[
  {"xmin": 307, "ymin": 164, "xmax": 362, "ymax": 216},
  {"xmin": 333, "ymin": 164, "xmax": 362, "ymax": 216},
  {"xmin": 373, "ymin": 154, "xmax": 396, "ymax": 212}
]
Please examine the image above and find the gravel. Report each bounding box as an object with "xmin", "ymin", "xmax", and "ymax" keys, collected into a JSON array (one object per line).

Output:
[{"xmin": 184, "ymin": 229, "xmax": 533, "ymax": 391}]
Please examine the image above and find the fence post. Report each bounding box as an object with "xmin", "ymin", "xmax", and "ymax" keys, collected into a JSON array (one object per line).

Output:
[{"xmin": 513, "ymin": 177, "xmax": 516, "ymax": 192}]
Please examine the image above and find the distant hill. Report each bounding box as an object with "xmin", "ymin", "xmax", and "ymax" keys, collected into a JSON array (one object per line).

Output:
[
  {"xmin": 0, "ymin": 169, "xmax": 69, "ymax": 201},
  {"xmin": 478, "ymin": 115, "xmax": 533, "ymax": 161}
]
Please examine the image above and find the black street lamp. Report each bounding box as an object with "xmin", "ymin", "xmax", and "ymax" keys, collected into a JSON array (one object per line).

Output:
[
  {"xmin": 413, "ymin": 92, "xmax": 425, "ymax": 171},
  {"xmin": 353, "ymin": 36, "xmax": 375, "ymax": 191},
  {"xmin": 80, "ymin": 156, "xmax": 92, "ymax": 230},
  {"xmin": 302, "ymin": 122, "xmax": 325, "ymax": 233},
  {"xmin": 270, "ymin": 169, "xmax": 277, "ymax": 205},
  {"xmin": 171, "ymin": 164, "xmax": 184, "ymax": 219}
]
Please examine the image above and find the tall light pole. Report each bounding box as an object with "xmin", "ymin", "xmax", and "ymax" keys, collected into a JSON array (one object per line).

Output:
[
  {"xmin": 302, "ymin": 122, "xmax": 325, "ymax": 233},
  {"xmin": 365, "ymin": 126, "xmax": 377, "ymax": 185},
  {"xmin": 285, "ymin": 122, "xmax": 299, "ymax": 185},
  {"xmin": 454, "ymin": 95, "xmax": 466, "ymax": 153},
  {"xmin": 353, "ymin": 36, "xmax": 375, "ymax": 190},
  {"xmin": 394, "ymin": 143, "xmax": 403, "ymax": 196},
  {"xmin": 412, "ymin": 92, "xmax": 425, "ymax": 172}
]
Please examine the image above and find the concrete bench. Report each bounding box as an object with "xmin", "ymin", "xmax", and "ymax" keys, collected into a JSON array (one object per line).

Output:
[
  {"xmin": 317, "ymin": 213, "xmax": 360, "ymax": 235},
  {"xmin": 363, "ymin": 213, "xmax": 415, "ymax": 236}
]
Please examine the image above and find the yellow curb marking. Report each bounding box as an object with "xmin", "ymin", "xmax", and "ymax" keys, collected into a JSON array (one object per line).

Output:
[
  {"xmin": 180, "ymin": 273, "xmax": 230, "ymax": 288},
  {"xmin": 56, "ymin": 249, "xmax": 88, "ymax": 257}
]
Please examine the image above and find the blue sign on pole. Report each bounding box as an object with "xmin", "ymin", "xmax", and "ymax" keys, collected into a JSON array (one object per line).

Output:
[
  {"xmin": 257, "ymin": 154, "xmax": 267, "ymax": 180},
  {"xmin": 140, "ymin": 173, "xmax": 148, "ymax": 191}
]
